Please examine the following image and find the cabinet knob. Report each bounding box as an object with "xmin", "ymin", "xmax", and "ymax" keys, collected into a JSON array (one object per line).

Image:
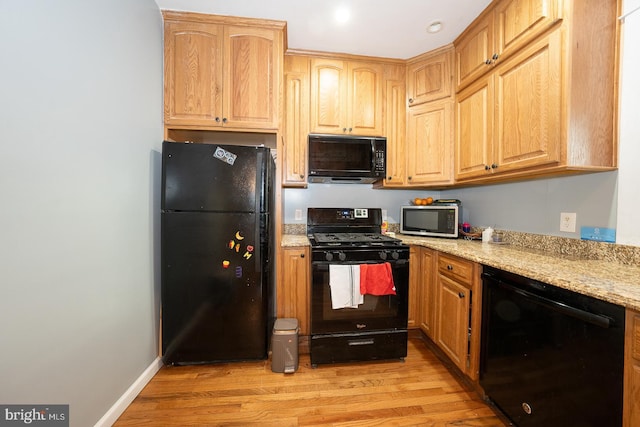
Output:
[
  {"xmin": 409, "ymin": 98, "xmax": 414, "ymax": 104},
  {"xmin": 484, "ymin": 165, "xmax": 491, "ymax": 171},
  {"xmin": 299, "ymin": 174, "xmax": 304, "ymax": 179},
  {"xmin": 348, "ymin": 127, "xmax": 352, "ymax": 132},
  {"xmin": 458, "ymin": 292, "xmax": 465, "ymax": 298},
  {"xmin": 485, "ymin": 59, "xmax": 492, "ymax": 65},
  {"xmin": 408, "ymin": 176, "xmax": 412, "ymax": 180},
  {"xmin": 300, "ymin": 254, "xmax": 305, "ymax": 258},
  {"xmin": 343, "ymin": 127, "xmax": 347, "ymax": 132},
  {"xmin": 447, "ymin": 265, "xmax": 453, "ymax": 270},
  {"xmin": 491, "ymin": 163, "xmax": 498, "ymax": 169},
  {"xmin": 222, "ymin": 117, "xmax": 228, "ymax": 124},
  {"xmin": 215, "ymin": 117, "xmax": 221, "ymax": 123},
  {"xmin": 492, "ymin": 53, "xmax": 499, "ymax": 61}
]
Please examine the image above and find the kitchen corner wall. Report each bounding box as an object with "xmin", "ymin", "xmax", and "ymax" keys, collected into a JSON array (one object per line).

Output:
[{"xmin": 0, "ymin": 1, "xmax": 163, "ymax": 426}]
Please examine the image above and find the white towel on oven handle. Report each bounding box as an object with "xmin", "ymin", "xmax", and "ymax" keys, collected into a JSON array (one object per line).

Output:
[{"xmin": 328, "ymin": 264, "xmax": 364, "ymax": 309}]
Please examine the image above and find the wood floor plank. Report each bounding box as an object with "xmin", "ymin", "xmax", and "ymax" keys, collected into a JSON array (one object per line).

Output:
[{"xmin": 114, "ymin": 336, "xmax": 507, "ymax": 426}]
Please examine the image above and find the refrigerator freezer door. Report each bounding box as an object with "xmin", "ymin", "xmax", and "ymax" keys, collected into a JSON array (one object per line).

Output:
[
  {"xmin": 161, "ymin": 211, "xmax": 268, "ymax": 364},
  {"xmin": 162, "ymin": 142, "xmax": 269, "ymax": 213}
]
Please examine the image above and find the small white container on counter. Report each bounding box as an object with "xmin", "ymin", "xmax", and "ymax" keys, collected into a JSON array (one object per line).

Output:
[{"xmin": 482, "ymin": 227, "xmax": 494, "ymax": 243}]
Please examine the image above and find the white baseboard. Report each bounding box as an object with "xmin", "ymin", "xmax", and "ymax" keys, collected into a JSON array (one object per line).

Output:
[{"xmin": 94, "ymin": 357, "xmax": 163, "ymax": 427}]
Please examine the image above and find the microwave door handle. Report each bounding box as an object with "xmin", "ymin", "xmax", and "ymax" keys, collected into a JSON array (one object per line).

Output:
[{"xmin": 371, "ymin": 143, "xmax": 376, "ymax": 170}]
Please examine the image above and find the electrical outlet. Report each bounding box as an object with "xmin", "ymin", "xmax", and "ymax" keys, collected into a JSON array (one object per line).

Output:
[
  {"xmin": 560, "ymin": 212, "xmax": 577, "ymax": 232},
  {"xmin": 294, "ymin": 209, "xmax": 303, "ymax": 221}
]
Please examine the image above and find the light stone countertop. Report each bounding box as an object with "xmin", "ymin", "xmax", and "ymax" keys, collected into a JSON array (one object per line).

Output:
[{"xmin": 281, "ymin": 233, "xmax": 640, "ymax": 311}]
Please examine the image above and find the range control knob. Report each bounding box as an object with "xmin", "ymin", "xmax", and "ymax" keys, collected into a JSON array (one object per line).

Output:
[
  {"xmin": 391, "ymin": 251, "xmax": 400, "ymax": 260},
  {"xmin": 338, "ymin": 251, "xmax": 347, "ymax": 261},
  {"xmin": 379, "ymin": 251, "xmax": 388, "ymax": 260},
  {"xmin": 324, "ymin": 251, "xmax": 334, "ymax": 262}
]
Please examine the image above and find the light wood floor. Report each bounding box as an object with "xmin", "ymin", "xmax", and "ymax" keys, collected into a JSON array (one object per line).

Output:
[{"xmin": 114, "ymin": 335, "xmax": 508, "ymax": 426}]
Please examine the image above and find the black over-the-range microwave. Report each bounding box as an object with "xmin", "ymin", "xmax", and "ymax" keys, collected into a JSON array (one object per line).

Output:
[{"xmin": 307, "ymin": 134, "xmax": 386, "ymax": 183}]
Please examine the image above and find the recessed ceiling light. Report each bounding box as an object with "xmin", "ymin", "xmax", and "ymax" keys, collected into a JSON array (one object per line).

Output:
[
  {"xmin": 427, "ymin": 20, "xmax": 443, "ymax": 34},
  {"xmin": 335, "ymin": 6, "xmax": 351, "ymax": 24}
]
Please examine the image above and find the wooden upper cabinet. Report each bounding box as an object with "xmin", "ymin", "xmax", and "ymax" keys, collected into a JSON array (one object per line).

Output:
[
  {"xmin": 164, "ymin": 20, "xmax": 223, "ymax": 126},
  {"xmin": 455, "ymin": 0, "xmax": 617, "ymax": 184},
  {"xmin": 163, "ymin": 12, "xmax": 284, "ymax": 130},
  {"xmin": 406, "ymin": 98, "xmax": 454, "ymax": 186},
  {"xmin": 456, "ymin": 31, "xmax": 561, "ymax": 180},
  {"xmin": 282, "ymin": 55, "xmax": 310, "ymax": 186},
  {"xmin": 310, "ymin": 58, "xmax": 383, "ymax": 136},
  {"xmin": 382, "ymin": 76, "xmax": 407, "ymax": 186},
  {"xmin": 407, "ymin": 46, "xmax": 453, "ymax": 107},
  {"xmin": 455, "ymin": 13, "xmax": 494, "ymax": 91},
  {"xmin": 495, "ymin": 0, "xmax": 561, "ymax": 58},
  {"xmin": 455, "ymin": 0, "xmax": 560, "ymax": 91},
  {"xmin": 223, "ymin": 26, "xmax": 281, "ymax": 129}
]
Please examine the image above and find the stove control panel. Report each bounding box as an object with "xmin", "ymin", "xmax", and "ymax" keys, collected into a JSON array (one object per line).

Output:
[{"xmin": 312, "ymin": 248, "xmax": 410, "ymax": 263}]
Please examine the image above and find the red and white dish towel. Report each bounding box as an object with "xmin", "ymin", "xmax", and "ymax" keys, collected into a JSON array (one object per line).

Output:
[{"xmin": 329, "ymin": 263, "xmax": 395, "ymax": 309}]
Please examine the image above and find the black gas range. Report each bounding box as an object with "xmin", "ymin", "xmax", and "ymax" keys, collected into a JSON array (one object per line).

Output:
[
  {"xmin": 307, "ymin": 208, "xmax": 409, "ymax": 262},
  {"xmin": 307, "ymin": 208, "xmax": 409, "ymax": 367}
]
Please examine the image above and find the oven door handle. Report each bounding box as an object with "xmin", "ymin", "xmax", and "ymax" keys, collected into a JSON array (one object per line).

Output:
[
  {"xmin": 312, "ymin": 260, "xmax": 406, "ymax": 269},
  {"xmin": 493, "ymin": 278, "xmax": 613, "ymax": 328}
]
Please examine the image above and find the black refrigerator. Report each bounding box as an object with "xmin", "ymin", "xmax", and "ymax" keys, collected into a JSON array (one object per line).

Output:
[{"xmin": 161, "ymin": 141, "xmax": 275, "ymax": 365}]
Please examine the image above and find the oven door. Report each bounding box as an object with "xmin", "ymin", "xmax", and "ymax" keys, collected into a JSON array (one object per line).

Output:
[{"xmin": 310, "ymin": 258, "xmax": 409, "ymax": 335}]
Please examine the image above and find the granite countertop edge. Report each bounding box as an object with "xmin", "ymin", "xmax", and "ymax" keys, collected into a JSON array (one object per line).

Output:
[{"xmin": 281, "ymin": 233, "xmax": 640, "ymax": 312}]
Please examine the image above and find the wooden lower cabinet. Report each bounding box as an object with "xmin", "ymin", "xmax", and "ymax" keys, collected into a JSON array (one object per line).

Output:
[
  {"xmin": 624, "ymin": 308, "xmax": 640, "ymax": 427},
  {"xmin": 413, "ymin": 247, "xmax": 436, "ymax": 337},
  {"xmin": 411, "ymin": 248, "xmax": 481, "ymax": 381},
  {"xmin": 278, "ymin": 246, "xmax": 310, "ymax": 335},
  {"xmin": 408, "ymin": 247, "xmax": 419, "ymax": 328}
]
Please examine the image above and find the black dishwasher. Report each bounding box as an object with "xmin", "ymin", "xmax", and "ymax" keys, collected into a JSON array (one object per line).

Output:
[{"xmin": 480, "ymin": 266, "xmax": 625, "ymax": 427}]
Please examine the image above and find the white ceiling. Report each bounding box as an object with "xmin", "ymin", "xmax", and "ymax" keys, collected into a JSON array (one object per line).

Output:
[{"xmin": 155, "ymin": 0, "xmax": 493, "ymax": 59}]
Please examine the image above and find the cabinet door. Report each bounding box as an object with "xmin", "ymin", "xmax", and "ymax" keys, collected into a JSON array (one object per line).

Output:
[
  {"xmin": 419, "ymin": 248, "xmax": 436, "ymax": 338},
  {"xmin": 435, "ymin": 274, "xmax": 471, "ymax": 372},
  {"xmin": 382, "ymin": 79, "xmax": 406, "ymax": 186},
  {"xmin": 495, "ymin": 0, "xmax": 561, "ymax": 59},
  {"xmin": 407, "ymin": 47, "xmax": 453, "ymax": 107},
  {"xmin": 408, "ymin": 246, "xmax": 420, "ymax": 329},
  {"xmin": 455, "ymin": 13, "xmax": 494, "ymax": 90},
  {"xmin": 278, "ymin": 247, "xmax": 310, "ymax": 335},
  {"xmin": 348, "ymin": 62, "xmax": 384, "ymax": 135},
  {"xmin": 494, "ymin": 31, "xmax": 561, "ymax": 173},
  {"xmin": 455, "ymin": 76, "xmax": 494, "ymax": 180},
  {"xmin": 283, "ymin": 56, "xmax": 310, "ymax": 186},
  {"xmin": 164, "ymin": 21, "xmax": 224, "ymax": 126},
  {"xmin": 310, "ymin": 58, "xmax": 348, "ymax": 134},
  {"xmin": 224, "ymin": 26, "xmax": 281, "ymax": 129},
  {"xmin": 624, "ymin": 309, "xmax": 640, "ymax": 427},
  {"xmin": 406, "ymin": 99, "xmax": 453, "ymax": 185}
]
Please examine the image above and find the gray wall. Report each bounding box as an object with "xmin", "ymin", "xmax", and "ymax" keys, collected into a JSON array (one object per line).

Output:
[
  {"xmin": 284, "ymin": 171, "xmax": 617, "ymax": 239},
  {"xmin": 441, "ymin": 172, "xmax": 618, "ymax": 236},
  {"xmin": 0, "ymin": 1, "xmax": 163, "ymax": 426},
  {"xmin": 283, "ymin": 186, "xmax": 442, "ymax": 225}
]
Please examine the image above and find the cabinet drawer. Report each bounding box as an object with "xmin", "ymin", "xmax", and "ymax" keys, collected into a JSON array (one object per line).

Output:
[{"xmin": 438, "ymin": 254, "xmax": 473, "ymax": 284}]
